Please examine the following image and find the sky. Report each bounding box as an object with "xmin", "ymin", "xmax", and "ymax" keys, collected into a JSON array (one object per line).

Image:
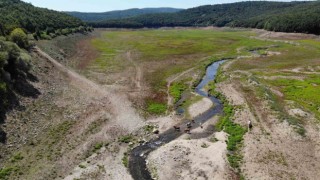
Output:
[{"xmin": 21, "ymin": 0, "xmax": 296, "ymax": 12}]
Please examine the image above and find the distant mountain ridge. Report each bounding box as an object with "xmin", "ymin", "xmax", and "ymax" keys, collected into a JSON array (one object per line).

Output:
[
  {"xmin": 88, "ymin": 1, "xmax": 320, "ymax": 35},
  {"xmin": 66, "ymin": 8, "xmax": 183, "ymax": 22}
]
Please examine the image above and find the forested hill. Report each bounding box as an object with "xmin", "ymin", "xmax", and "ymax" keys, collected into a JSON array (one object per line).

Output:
[
  {"xmin": 90, "ymin": 1, "xmax": 320, "ymax": 34},
  {"xmin": 0, "ymin": 0, "xmax": 85, "ymax": 36},
  {"xmin": 66, "ymin": 8, "xmax": 183, "ymax": 22}
]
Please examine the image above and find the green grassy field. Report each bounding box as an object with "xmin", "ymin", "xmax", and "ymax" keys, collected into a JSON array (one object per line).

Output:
[
  {"xmin": 89, "ymin": 29, "xmax": 283, "ymax": 114},
  {"xmin": 86, "ymin": 29, "xmax": 320, "ymax": 120},
  {"xmin": 228, "ymin": 37, "xmax": 320, "ymax": 132}
]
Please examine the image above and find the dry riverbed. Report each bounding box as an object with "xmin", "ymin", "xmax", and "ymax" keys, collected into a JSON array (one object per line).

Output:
[{"xmin": 147, "ymin": 116, "xmax": 232, "ymax": 180}]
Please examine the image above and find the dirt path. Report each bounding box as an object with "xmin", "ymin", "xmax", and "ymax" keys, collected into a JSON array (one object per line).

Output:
[
  {"xmin": 34, "ymin": 46, "xmax": 147, "ymax": 180},
  {"xmin": 126, "ymin": 51, "xmax": 142, "ymax": 90},
  {"xmin": 34, "ymin": 46, "xmax": 144, "ymax": 132}
]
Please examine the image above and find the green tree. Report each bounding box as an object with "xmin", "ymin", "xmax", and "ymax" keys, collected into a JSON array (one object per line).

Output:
[
  {"xmin": 0, "ymin": 52, "xmax": 8, "ymax": 68},
  {"xmin": 9, "ymin": 28, "xmax": 29, "ymax": 49}
]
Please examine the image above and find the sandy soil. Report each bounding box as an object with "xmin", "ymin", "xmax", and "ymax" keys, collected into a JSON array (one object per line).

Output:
[
  {"xmin": 254, "ymin": 29, "xmax": 318, "ymax": 40},
  {"xmin": 75, "ymin": 37, "xmax": 99, "ymax": 70},
  {"xmin": 148, "ymin": 115, "xmax": 180, "ymax": 133},
  {"xmin": 147, "ymin": 116, "xmax": 232, "ymax": 180},
  {"xmin": 217, "ymin": 60, "xmax": 320, "ymax": 180},
  {"xmin": 126, "ymin": 51, "xmax": 143, "ymax": 91},
  {"xmin": 188, "ymin": 97, "xmax": 213, "ymax": 118},
  {"xmin": 216, "ymin": 83, "xmax": 246, "ymax": 106}
]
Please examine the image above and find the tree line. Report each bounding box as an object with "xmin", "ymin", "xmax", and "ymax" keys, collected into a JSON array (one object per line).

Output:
[
  {"xmin": 88, "ymin": 1, "xmax": 320, "ymax": 34},
  {"xmin": 0, "ymin": 0, "xmax": 91, "ymax": 37},
  {"xmin": 66, "ymin": 8, "xmax": 182, "ymax": 22}
]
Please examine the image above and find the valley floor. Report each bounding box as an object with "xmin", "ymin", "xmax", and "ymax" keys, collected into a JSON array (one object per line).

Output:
[{"xmin": 1, "ymin": 28, "xmax": 320, "ymax": 180}]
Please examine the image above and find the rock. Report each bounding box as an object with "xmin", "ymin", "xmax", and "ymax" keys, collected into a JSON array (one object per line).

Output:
[
  {"xmin": 289, "ymin": 108, "xmax": 309, "ymax": 117},
  {"xmin": 153, "ymin": 129, "xmax": 159, "ymax": 134}
]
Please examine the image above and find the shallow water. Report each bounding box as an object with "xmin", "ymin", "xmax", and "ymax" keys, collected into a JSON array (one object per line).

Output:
[{"xmin": 128, "ymin": 60, "xmax": 226, "ymax": 180}]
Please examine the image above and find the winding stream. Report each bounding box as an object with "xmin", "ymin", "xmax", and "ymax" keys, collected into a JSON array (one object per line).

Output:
[{"xmin": 128, "ymin": 60, "xmax": 226, "ymax": 180}]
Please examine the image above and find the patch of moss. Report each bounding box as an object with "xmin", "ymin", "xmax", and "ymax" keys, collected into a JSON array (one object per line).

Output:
[
  {"xmin": 147, "ymin": 102, "xmax": 167, "ymax": 115},
  {"xmin": 169, "ymin": 82, "xmax": 187, "ymax": 103}
]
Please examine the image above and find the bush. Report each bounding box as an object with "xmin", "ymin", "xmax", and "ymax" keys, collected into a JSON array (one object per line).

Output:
[
  {"xmin": 10, "ymin": 152, "xmax": 24, "ymax": 163},
  {"xmin": 118, "ymin": 135, "xmax": 134, "ymax": 143},
  {"xmin": 0, "ymin": 167, "xmax": 13, "ymax": 179},
  {"xmin": 0, "ymin": 82, "xmax": 7, "ymax": 92},
  {"xmin": 40, "ymin": 32, "xmax": 52, "ymax": 40},
  {"xmin": 78, "ymin": 26, "xmax": 86, "ymax": 33},
  {"xmin": 0, "ymin": 51, "xmax": 8, "ymax": 68},
  {"xmin": 61, "ymin": 28, "xmax": 71, "ymax": 36},
  {"xmin": 143, "ymin": 125, "xmax": 155, "ymax": 133},
  {"xmin": 93, "ymin": 143, "xmax": 103, "ymax": 152},
  {"xmin": 55, "ymin": 29, "xmax": 62, "ymax": 36},
  {"xmin": 79, "ymin": 164, "xmax": 86, "ymax": 169},
  {"xmin": 0, "ymin": 166, "xmax": 19, "ymax": 179},
  {"xmin": 49, "ymin": 33, "xmax": 57, "ymax": 39},
  {"xmin": 9, "ymin": 28, "xmax": 29, "ymax": 49}
]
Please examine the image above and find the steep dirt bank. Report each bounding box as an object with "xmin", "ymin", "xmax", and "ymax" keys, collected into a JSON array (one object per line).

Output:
[
  {"xmin": 34, "ymin": 47, "xmax": 144, "ymax": 179},
  {"xmin": 0, "ymin": 42, "xmax": 145, "ymax": 179}
]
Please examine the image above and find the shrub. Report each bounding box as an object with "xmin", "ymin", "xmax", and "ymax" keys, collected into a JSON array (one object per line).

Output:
[
  {"xmin": 11, "ymin": 152, "xmax": 24, "ymax": 163},
  {"xmin": 79, "ymin": 164, "xmax": 86, "ymax": 169},
  {"xmin": 49, "ymin": 33, "xmax": 57, "ymax": 39},
  {"xmin": 118, "ymin": 135, "xmax": 134, "ymax": 143},
  {"xmin": 201, "ymin": 142, "xmax": 209, "ymax": 148},
  {"xmin": 122, "ymin": 152, "xmax": 129, "ymax": 167},
  {"xmin": 40, "ymin": 32, "xmax": 52, "ymax": 40},
  {"xmin": 0, "ymin": 51, "xmax": 8, "ymax": 68},
  {"xmin": 61, "ymin": 28, "xmax": 71, "ymax": 36},
  {"xmin": 93, "ymin": 143, "xmax": 103, "ymax": 152},
  {"xmin": 143, "ymin": 125, "xmax": 154, "ymax": 133},
  {"xmin": 55, "ymin": 29, "xmax": 62, "ymax": 36},
  {"xmin": 0, "ymin": 167, "xmax": 13, "ymax": 179},
  {"xmin": 10, "ymin": 28, "xmax": 28, "ymax": 49}
]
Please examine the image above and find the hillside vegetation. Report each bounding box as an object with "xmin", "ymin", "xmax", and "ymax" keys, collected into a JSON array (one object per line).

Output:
[
  {"xmin": 0, "ymin": 35, "xmax": 40, "ymax": 142},
  {"xmin": 0, "ymin": 0, "xmax": 90, "ymax": 144},
  {"xmin": 67, "ymin": 8, "xmax": 182, "ymax": 22},
  {"xmin": 0, "ymin": 0, "xmax": 87, "ymax": 36},
  {"xmin": 90, "ymin": 1, "xmax": 320, "ymax": 34}
]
